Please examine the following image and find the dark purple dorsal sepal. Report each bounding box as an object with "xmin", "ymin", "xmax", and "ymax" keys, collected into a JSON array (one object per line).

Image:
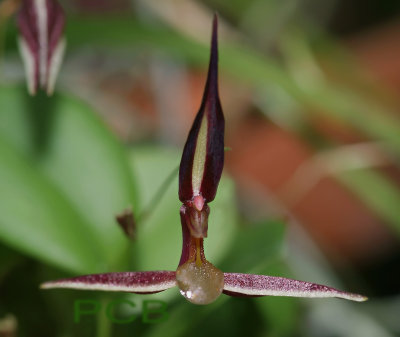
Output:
[{"xmin": 178, "ymin": 14, "xmax": 225, "ymax": 204}]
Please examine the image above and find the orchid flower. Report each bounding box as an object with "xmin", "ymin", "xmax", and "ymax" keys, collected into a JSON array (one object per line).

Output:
[
  {"xmin": 41, "ymin": 15, "xmax": 367, "ymax": 305},
  {"xmin": 17, "ymin": 0, "xmax": 66, "ymax": 95}
]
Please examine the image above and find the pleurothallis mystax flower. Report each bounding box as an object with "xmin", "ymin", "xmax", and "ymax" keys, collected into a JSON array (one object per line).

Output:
[{"xmin": 41, "ymin": 14, "xmax": 367, "ymax": 306}]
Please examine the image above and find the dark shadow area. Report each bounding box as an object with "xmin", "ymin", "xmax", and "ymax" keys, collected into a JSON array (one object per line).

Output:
[
  {"xmin": 23, "ymin": 90, "xmax": 59, "ymax": 157},
  {"xmin": 329, "ymin": 0, "xmax": 400, "ymax": 35},
  {"xmin": 339, "ymin": 245, "xmax": 400, "ymax": 298}
]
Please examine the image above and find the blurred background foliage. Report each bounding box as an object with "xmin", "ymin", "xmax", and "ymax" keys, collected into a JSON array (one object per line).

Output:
[{"xmin": 0, "ymin": 0, "xmax": 400, "ymax": 336}]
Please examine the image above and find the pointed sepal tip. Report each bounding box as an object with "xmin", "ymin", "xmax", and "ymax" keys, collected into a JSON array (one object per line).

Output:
[{"xmin": 179, "ymin": 15, "xmax": 225, "ymax": 204}]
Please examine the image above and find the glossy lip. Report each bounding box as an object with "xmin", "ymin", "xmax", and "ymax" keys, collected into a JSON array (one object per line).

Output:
[{"xmin": 40, "ymin": 14, "xmax": 367, "ymax": 305}]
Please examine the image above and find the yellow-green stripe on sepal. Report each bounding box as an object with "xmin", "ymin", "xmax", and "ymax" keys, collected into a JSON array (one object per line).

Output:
[{"xmin": 179, "ymin": 15, "xmax": 225, "ymax": 204}]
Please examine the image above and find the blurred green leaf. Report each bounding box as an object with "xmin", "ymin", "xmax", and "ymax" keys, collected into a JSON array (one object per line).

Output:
[
  {"xmin": 0, "ymin": 86, "xmax": 138, "ymax": 270},
  {"xmin": 142, "ymin": 298, "xmax": 222, "ymax": 337},
  {"xmin": 304, "ymin": 86, "xmax": 400, "ymax": 152},
  {"xmin": 256, "ymin": 291, "xmax": 299, "ymax": 337},
  {"xmin": 220, "ymin": 221, "xmax": 299, "ymax": 337},
  {"xmin": 307, "ymin": 300, "xmax": 396, "ymax": 337},
  {"xmin": 219, "ymin": 220, "xmax": 285, "ymax": 272},
  {"xmin": 222, "ymin": 221, "xmax": 299, "ymax": 337},
  {"xmin": 65, "ymin": 17, "xmax": 206, "ymax": 64},
  {"xmin": 0, "ymin": 135, "xmax": 102, "ymax": 273},
  {"xmin": 254, "ymin": 261, "xmax": 300, "ymax": 337},
  {"xmin": 338, "ymin": 169, "xmax": 400, "ymax": 236},
  {"xmin": 129, "ymin": 146, "xmax": 181, "ymax": 272}
]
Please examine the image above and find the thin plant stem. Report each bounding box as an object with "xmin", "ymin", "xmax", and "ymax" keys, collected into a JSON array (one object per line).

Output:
[{"xmin": 137, "ymin": 165, "xmax": 179, "ymax": 224}]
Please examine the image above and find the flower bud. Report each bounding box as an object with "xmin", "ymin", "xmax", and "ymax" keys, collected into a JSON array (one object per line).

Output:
[
  {"xmin": 17, "ymin": 0, "xmax": 66, "ymax": 95},
  {"xmin": 179, "ymin": 15, "xmax": 224, "ymax": 204}
]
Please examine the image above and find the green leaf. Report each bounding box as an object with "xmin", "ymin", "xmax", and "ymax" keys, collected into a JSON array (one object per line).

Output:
[
  {"xmin": 338, "ymin": 169, "xmax": 400, "ymax": 236},
  {"xmin": 219, "ymin": 220, "xmax": 286, "ymax": 272},
  {"xmin": 0, "ymin": 136, "xmax": 102, "ymax": 273},
  {"xmin": 0, "ymin": 86, "xmax": 138, "ymax": 270},
  {"xmin": 142, "ymin": 294, "xmax": 230, "ymax": 337},
  {"xmin": 253, "ymin": 262, "xmax": 300, "ymax": 337},
  {"xmin": 217, "ymin": 220, "xmax": 297, "ymax": 336}
]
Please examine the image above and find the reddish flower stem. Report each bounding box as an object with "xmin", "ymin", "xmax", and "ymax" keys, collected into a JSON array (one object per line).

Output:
[{"xmin": 178, "ymin": 205, "xmax": 206, "ymax": 267}]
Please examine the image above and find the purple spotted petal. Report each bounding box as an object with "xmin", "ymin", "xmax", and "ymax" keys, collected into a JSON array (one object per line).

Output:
[
  {"xmin": 41, "ymin": 271, "xmax": 176, "ymax": 294},
  {"xmin": 17, "ymin": 0, "xmax": 66, "ymax": 95},
  {"xmin": 179, "ymin": 14, "xmax": 225, "ymax": 203},
  {"xmin": 223, "ymin": 273, "xmax": 367, "ymax": 302}
]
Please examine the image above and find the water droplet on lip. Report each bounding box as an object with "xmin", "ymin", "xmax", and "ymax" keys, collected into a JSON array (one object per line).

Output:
[{"xmin": 176, "ymin": 260, "xmax": 224, "ymax": 305}]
